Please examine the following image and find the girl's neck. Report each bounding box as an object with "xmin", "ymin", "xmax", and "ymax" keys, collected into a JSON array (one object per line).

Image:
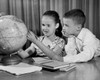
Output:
[{"xmin": 46, "ymin": 34, "xmax": 57, "ymax": 42}]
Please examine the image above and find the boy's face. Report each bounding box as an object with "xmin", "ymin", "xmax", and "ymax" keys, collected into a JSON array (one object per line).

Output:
[{"xmin": 62, "ymin": 18, "xmax": 78, "ymax": 37}]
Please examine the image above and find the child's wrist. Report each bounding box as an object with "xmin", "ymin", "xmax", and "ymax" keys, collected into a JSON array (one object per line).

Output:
[
  {"xmin": 18, "ymin": 49, "xmax": 23, "ymax": 52},
  {"xmin": 32, "ymin": 39, "xmax": 39, "ymax": 44},
  {"xmin": 17, "ymin": 49, "xmax": 24, "ymax": 55},
  {"xmin": 17, "ymin": 49, "xmax": 29, "ymax": 58}
]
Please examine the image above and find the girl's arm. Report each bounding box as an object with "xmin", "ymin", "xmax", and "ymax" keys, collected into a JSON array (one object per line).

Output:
[
  {"xmin": 27, "ymin": 31, "xmax": 64, "ymax": 61},
  {"xmin": 17, "ymin": 44, "xmax": 35, "ymax": 58},
  {"xmin": 36, "ymin": 40, "xmax": 63, "ymax": 61}
]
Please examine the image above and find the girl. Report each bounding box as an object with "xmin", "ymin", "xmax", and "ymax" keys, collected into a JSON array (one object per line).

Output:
[{"xmin": 18, "ymin": 10, "xmax": 65, "ymax": 61}]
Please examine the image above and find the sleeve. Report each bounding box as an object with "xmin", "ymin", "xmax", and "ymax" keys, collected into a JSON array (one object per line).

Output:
[
  {"xmin": 51, "ymin": 38, "xmax": 65, "ymax": 57},
  {"xmin": 30, "ymin": 36, "xmax": 44, "ymax": 49},
  {"xmin": 32, "ymin": 36, "xmax": 44, "ymax": 54},
  {"xmin": 58, "ymin": 39, "xmax": 66, "ymax": 57},
  {"xmin": 65, "ymin": 37, "xmax": 77, "ymax": 56},
  {"xmin": 57, "ymin": 38, "xmax": 65, "ymax": 49},
  {"xmin": 29, "ymin": 43, "xmax": 37, "ymax": 50},
  {"xmin": 64, "ymin": 33, "xmax": 97, "ymax": 63}
]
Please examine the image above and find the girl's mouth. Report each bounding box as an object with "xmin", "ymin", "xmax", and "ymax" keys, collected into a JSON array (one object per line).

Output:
[{"xmin": 43, "ymin": 30, "xmax": 49, "ymax": 34}]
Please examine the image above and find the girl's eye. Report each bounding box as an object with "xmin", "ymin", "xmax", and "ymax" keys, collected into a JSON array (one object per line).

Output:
[
  {"xmin": 47, "ymin": 24, "xmax": 50, "ymax": 27},
  {"xmin": 42, "ymin": 24, "xmax": 45, "ymax": 26},
  {"xmin": 42, "ymin": 24, "xmax": 50, "ymax": 27}
]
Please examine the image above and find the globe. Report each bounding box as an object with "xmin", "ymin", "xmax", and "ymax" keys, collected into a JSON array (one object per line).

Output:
[{"xmin": 0, "ymin": 15, "xmax": 28, "ymax": 54}]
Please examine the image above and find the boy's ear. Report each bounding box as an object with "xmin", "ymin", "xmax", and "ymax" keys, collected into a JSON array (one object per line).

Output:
[
  {"xmin": 56, "ymin": 23, "xmax": 59, "ymax": 29},
  {"xmin": 76, "ymin": 24, "xmax": 82, "ymax": 30}
]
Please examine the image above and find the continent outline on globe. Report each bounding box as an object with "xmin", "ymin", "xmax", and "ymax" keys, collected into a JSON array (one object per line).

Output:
[{"xmin": 0, "ymin": 15, "xmax": 28, "ymax": 54}]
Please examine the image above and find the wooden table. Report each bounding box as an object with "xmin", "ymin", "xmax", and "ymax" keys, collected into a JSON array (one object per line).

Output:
[{"xmin": 0, "ymin": 57, "xmax": 100, "ymax": 80}]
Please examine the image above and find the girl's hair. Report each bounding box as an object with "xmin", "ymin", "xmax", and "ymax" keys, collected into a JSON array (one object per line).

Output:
[{"xmin": 43, "ymin": 10, "xmax": 63, "ymax": 37}]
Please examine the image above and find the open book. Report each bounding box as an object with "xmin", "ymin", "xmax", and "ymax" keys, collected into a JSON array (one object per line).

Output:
[
  {"xmin": 0, "ymin": 62, "xmax": 42, "ymax": 75},
  {"xmin": 33, "ymin": 57, "xmax": 75, "ymax": 70}
]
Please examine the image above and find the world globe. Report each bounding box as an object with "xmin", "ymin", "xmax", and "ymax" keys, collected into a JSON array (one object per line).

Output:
[{"xmin": 0, "ymin": 15, "xmax": 28, "ymax": 54}]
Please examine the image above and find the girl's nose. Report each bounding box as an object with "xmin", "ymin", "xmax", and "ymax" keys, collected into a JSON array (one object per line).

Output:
[
  {"xmin": 62, "ymin": 26, "xmax": 65, "ymax": 30},
  {"xmin": 42, "ymin": 25, "xmax": 47, "ymax": 29}
]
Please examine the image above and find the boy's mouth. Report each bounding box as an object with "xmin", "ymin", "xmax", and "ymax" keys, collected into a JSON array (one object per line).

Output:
[
  {"xmin": 62, "ymin": 30, "xmax": 66, "ymax": 35},
  {"xmin": 62, "ymin": 30, "xmax": 69, "ymax": 37}
]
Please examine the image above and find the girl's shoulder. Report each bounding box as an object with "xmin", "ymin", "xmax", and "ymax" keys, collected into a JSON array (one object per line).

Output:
[
  {"xmin": 54, "ymin": 36, "xmax": 65, "ymax": 46},
  {"xmin": 38, "ymin": 36, "xmax": 65, "ymax": 44},
  {"xmin": 55, "ymin": 36, "xmax": 65, "ymax": 42}
]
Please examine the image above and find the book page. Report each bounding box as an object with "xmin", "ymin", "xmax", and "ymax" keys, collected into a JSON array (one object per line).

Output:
[{"xmin": 0, "ymin": 62, "xmax": 42, "ymax": 75}]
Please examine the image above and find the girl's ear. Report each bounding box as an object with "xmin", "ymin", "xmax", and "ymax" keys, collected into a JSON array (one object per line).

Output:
[{"xmin": 56, "ymin": 23, "xmax": 59, "ymax": 29}]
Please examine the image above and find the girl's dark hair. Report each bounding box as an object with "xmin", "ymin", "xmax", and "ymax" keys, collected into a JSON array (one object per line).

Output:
[{"xmin": 43, "ymin": 10, "xmax": 63, "ymax": 37}]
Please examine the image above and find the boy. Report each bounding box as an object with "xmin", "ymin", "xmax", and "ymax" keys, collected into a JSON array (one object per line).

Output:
[{"xmin": 62, "ymin": 9, "xmax": 100, "ymax": 63}]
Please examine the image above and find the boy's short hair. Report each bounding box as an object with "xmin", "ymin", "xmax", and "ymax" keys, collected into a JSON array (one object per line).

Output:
[{"xmin": 63, "ymin": 9, "xmax": 86, "ymax": 28}]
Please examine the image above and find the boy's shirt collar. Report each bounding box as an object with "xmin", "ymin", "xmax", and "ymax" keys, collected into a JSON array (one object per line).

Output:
[
  {"xmin": 68, "ymin": 28, "xmax": 84, "ymax": 40},
  {"xmin": 77, "ymin": 28, "xmax": 86, "ymax": 41}
]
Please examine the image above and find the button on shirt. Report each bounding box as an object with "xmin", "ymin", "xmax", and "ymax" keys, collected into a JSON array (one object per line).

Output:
[{"xmin": 64, "ymin": 28, "xmax": 100, "ymax": 63}]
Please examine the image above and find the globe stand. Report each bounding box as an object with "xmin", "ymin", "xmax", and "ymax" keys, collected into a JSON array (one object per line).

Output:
[
  {"xmin": 1, "ymin": 52, "xmax": 35, "ymax": 66},
  {"xmin": 0, "ymin": 15, "xmax": 28, "ymax": 61},
  {"xmin": 1, "ymin": 53, "xmax": 22, "ymax": 66}
]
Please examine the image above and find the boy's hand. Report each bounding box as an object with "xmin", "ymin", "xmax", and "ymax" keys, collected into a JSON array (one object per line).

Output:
[{"xmin": 27, "ymin": 31, "xmax": 37, "ymax": 43}]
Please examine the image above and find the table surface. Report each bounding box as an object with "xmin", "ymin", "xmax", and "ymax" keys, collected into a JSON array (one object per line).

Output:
[{"xmin": 0, "ymin": 57, "xmax": 100, "ymax": 80}]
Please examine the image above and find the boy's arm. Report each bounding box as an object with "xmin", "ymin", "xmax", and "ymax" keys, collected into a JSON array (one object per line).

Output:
[
  {"xmin": 64, "ymin": 47, "xmax": 95, "ymax": 63},
  {"xmin": 64, "ymin": 34, "xmax": 98, "ymax": 63}
]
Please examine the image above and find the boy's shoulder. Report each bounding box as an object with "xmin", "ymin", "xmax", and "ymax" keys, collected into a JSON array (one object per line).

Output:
[
  {"xmin": 81, "ymin": 28, "xmax": 91, "ymax": 32},
  {"xmin": 79, "ymin": 28, "xmax": 94, "ymax": 36},
  {"xmin": 78, "ymin": 28, "xmax": 96, "ymax": 40}
]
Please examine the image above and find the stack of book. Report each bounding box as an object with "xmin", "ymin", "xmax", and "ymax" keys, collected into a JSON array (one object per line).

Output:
[{"xmin": 33, "ymin": 57, "xmax": 75, "ymax": 71}]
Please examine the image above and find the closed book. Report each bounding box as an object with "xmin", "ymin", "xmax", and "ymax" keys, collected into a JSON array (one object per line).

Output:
[{"xmin": 33, "ymin": 57, "xmax": 75, "ymax": 70}]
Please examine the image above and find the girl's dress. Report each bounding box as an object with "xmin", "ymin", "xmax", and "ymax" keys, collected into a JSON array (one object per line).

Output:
[{"xmin": 30, "ymin": 36, "xmax": 65, "ymax": 57}]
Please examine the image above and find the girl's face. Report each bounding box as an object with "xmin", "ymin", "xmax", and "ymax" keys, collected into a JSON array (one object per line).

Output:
[
  {"xmin": 41, "ymin": 16, "xmax": 57, "ymax": 37},
  {"xmin": 62, "ymin": 18, "xmax": 78, "ymax": 37}
]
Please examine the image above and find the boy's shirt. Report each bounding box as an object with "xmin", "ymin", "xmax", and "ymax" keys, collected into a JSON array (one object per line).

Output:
[{"xmin": 64, "ymin": 28, "xmax": 100, "ymax": 63}]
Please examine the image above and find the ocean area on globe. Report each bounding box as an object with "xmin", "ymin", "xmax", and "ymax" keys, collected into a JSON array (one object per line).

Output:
[{"xmin": 0, "ymin": 15, "xmax": 28, "ymax": 54}]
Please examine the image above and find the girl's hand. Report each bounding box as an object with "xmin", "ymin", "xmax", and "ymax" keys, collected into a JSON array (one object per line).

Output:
[
  {"xmin": 17, "ymin": 49, "xmax": 29, "ymax": 58},
  {"xmin": 27, "ymin": 31, "xmax": 37, "ymax": 43}
]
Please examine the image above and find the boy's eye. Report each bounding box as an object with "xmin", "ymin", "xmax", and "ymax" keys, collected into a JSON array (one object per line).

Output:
[{"xmin": 64, "ymin": 24, "xmax": 69, "ymax": 27}]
